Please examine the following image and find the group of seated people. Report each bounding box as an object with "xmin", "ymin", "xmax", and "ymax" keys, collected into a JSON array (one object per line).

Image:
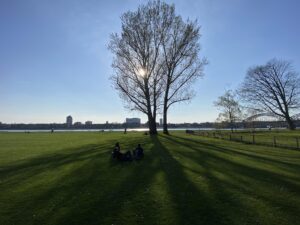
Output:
[{"xmin": 112, "ymin": 142, "xmax": 144, "ymax": 161}]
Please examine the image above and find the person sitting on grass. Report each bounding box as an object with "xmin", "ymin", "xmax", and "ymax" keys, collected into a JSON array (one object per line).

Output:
[
  {"xmin": 133, "ymin": 144, "xmax": 144, "ymax": 160},
  {"xmin": 112, "ymin": 142, "xmax": 132, "ymax": 161},
  {"xmin": 112, "ymin": 142, "xmax": 121, "ymax": 160}
]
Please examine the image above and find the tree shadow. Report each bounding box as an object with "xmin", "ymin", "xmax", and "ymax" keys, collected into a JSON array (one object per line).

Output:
[
  {"xmin": 150, "ymin": 135, "xmax": 237, "ymax": 225},
  {"xmin": 165, "ymin": 134, "xmax": 300, "ymax": 175},
  {"xmin": 1, "ymin": 133, "xmax": 300, "ymax": 225},
  {"xmin": 0, "ymin": 136, "xmax": 163, "ymax": 225},
  {"xmin": 158, "ymin": 134, "xmax": 300, "ymax": 225}
]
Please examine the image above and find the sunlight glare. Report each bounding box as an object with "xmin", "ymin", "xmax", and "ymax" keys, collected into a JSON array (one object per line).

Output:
[{"xmin": 138, "ymin": 68, "xmax": 146, "ymax": 77}]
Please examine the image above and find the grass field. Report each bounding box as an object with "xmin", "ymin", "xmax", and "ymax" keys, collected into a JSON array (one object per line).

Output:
[{"xmin": 0, "ymin": 131, "xmax": 300, "ymax": 225}]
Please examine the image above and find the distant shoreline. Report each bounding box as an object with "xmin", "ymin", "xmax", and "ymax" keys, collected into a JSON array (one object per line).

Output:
[
  {"xmin": 0, "ymin": 128, "xmax": 210, "ymax": 133},
  {"xmin": 1, "ymin": 127, "xmax": 297, "ymax": 133}
]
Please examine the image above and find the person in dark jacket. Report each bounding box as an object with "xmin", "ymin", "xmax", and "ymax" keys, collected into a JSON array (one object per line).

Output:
[
  {"xmin": 112, "ymin": 142, "xmax": 132, "ymax": 161},
  {"xmin": 112, "ymin": 142, "xmax": 121, "ymax": 160},
  {"xmin": 133, "ymin": 144, "xmax": 144, "ymax": 160}
]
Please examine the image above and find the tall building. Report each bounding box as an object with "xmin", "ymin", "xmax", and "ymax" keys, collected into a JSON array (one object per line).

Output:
[
  {"xmin": 66, "ymin": 115, "xmax": 73, "ymax": 127},
  {"xmin": 160, "ymin": 118, "xmax": 163, "ymax": 126}
]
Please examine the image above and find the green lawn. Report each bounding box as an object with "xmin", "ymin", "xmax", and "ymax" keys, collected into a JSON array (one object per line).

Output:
[{"xmin": 0, "ymin": 131, "xmax": 300, "ymax": 225}]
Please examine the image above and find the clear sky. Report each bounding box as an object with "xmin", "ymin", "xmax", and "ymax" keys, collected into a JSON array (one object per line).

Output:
[{"xmin": 1, "ymin": 0, "xmax": 300, "ymax": 124}]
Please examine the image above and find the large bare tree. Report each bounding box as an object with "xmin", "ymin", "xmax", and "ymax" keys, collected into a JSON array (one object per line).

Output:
[
  {"xmin": 109, "ymin": 1, "xmax": 170, "ymax": 134},
  {"xmin": 239, "ymin": 59, "xmax": 300, "ymax": 130},
  {"xmin": 161, "ymin": 12, "xmax": 206, "ymax": 134},
  {"xmin": 109, "ymin": 1, "xmax": 205, "ymax": 134},
  {"xmin": 214, "ymin": 90, "xmax": 242, "ymax": 132}
]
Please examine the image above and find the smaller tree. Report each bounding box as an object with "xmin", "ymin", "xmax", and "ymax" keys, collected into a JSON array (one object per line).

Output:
[
  {"xmin": 239, "ymin": 59, "xmax": 300, "ymax": 130},
  {"xmin": 161, "ymin": 16, "xmax": 206, "ymax": 134},
  {"xmin": 214, "ymin": 90, "xmax": 242, "ymax": 132}
]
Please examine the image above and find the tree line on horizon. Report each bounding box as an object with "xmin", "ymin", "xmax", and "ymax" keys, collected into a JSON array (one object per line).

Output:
[{"xmin": 109, "ymin": 1, "xmax": 300, "ymax": 134}]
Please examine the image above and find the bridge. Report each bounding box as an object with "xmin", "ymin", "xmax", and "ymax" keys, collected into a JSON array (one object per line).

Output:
[
  {"xmin": 245, "ymin": 112, "xmax": 280, "ymax": 122},
  {"xmin": 245, "ymin": 112, "xmax": 300, "ymax": 122}
]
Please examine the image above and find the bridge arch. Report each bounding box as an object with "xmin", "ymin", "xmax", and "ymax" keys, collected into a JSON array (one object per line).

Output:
[{"xmin": 245, "ymin": 113, "xmax": 279, "ymax": 122}]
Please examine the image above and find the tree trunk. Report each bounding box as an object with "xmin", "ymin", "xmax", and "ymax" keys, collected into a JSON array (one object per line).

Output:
[
  {"xmin": 230, "ymin": 120, "xmax": 233, "ymax": 133},
  {"xmin": 286, "ymin": 116, "xmax": 296, "ymax": 130},
  {"xmin": 148, "ymin": 114, "xmax": 158, "ymax": 135},
  {"xmin": 163, "ymin": 85, "xmax": 169, "ymax": 135},
  {"xmin": 143, "ymin": 77, "xmax": 157, "ymax": 135},
  {"xmin": 163, "ymin": 105, "xmax": 169, "ymax": 135}
]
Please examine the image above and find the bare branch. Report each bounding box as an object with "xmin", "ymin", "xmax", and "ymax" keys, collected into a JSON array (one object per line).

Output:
[{"xmin": 239, "ymin": 58, "xmax": 300, "ymax": 130}]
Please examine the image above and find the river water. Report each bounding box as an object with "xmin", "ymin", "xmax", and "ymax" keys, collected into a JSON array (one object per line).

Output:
[
  {"xmin": 0, "ymin": 128, "xmax": 216, "ymax": 133},
  {"xmin": 0, "ymin": 127, "xmax": 291, "ymax": 133}
]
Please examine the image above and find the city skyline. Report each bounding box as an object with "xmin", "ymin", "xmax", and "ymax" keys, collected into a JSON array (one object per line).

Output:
[{"xmin": 1, "ymin": 0, "xmax": 300, "ymax": 124}]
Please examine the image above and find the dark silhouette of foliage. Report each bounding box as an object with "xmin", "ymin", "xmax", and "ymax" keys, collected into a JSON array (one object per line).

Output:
[
  {"xmin": 109, "ymin": 1, "xmax": 205, "ymax": 134},
  {"xmin": 240, "ymin": 59, "xmax": 300, "ymax": 130}
]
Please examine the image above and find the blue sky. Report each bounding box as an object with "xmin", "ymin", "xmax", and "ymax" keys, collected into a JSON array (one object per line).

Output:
[{"xmin": 1, "ymin": 0, "xmax": 300, "ymax": 124}]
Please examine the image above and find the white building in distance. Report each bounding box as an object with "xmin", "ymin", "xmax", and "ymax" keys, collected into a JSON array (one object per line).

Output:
[
  {"xmin": 126, "ymin": 118, "xmax": 141, "ymax": 126},
  {"xmin": 66, "ymin": 115, "xmax": 73, "ymax": 127},
  {"xmin": 160, "ymin": 118, "xmax": 163, "ymax": 126},
  {"xmin": 85, "ymin": 121, "xmax": 92, "ymax": 125}
]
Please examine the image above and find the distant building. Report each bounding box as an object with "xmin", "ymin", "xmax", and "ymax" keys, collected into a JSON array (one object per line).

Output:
[
  {"xmin": 85, "ymin": 121, "xmax": 92, "ymax": 125},
  {"xmin": 126, "ymin": 118, "xmax": 141, "ymax": 127},
  {"xmin": 74, "ymin": 122, "xmax": 82, "ymax": 126},
  {"xmin": 66, "ymin": 115, "xmax": 73, "ymax": 127},
  {"xmin": 160, "ymin": 118, "xmax": 163, "ymax": 126}
]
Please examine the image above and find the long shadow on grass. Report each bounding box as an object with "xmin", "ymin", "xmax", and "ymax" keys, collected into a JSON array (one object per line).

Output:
[
  {"xmin": 0, "ymin": 143, "xmax": 113, "ymax": 189},
  {"xmin": 2, "ymin": 134, "xmax": 300, "ymax": 225},
  {"xmin": 0, "ymin": 135, "xmax": 148, "ymax": 182},
  {"xmin": 159, "ymin": 134, "xmax": 300, "ymax": 224},
  {"xmin": 163, "ymin": 134, "xmax": 300, "ymax": 192},
  {"xmin": 38, "ymin": 136, "xmax": 167, "ymax": 225},
  {"xmin": 0, "ymin": 136, "xmax": 163, "ymax": 225},
  {"xmin": 165, "ymin": 134, "xmax": 300, "ymax": 178},
  {"xmin": 150, "ymin": 135, "xmax": 239, "ymax": 225}
]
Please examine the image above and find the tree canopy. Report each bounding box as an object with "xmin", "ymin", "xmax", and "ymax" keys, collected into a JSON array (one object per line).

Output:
[
  {"xmin": 109, "ymin": 1, "xmax": 205, "ymax": 134},
  {"xmin": 239, "ymin": 59, "xmax": 300, "ymax": 130}
]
